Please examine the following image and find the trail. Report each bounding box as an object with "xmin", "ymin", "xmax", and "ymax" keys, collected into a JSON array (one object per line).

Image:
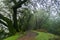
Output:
[{"xmin": 17, "ymin": 31, "xmax": 37, "ymax": 40}]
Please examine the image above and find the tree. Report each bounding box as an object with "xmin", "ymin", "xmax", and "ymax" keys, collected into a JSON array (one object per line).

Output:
[
  {"xmin": 0, "ymin": 0, "xmax": 28, "ymax": 34},
  {"xmin": 11, "ymin": 0, "xmax": 28, "ymax": 32},
  {"xmin": 18, "ymin": 8, "xmax": 33, "ymax": 31}
]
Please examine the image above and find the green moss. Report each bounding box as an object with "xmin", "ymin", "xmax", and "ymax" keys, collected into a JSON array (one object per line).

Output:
[
  {"xmin": 34, "ymin": 31, "xmax": 58, "ymax": 40},
  {"xmin": 4, "ymin": 33, "xmax": 22, "ymax": 40}
]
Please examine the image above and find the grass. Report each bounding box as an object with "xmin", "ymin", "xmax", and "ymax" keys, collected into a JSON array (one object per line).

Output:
[
  {"xmin": 33, "ymin": 31, "xmax": 58, "ymax": 40},
  {"xmin": 4, "ymin": 31, "xmax": 60, "ymax": 40},
  {"xmin": 4, "ymin": 33, "xmax": 22, "ymax": 40},
  {"xmin": 4, "ymin": 32, "xmax": 26, "ymax": 40}
]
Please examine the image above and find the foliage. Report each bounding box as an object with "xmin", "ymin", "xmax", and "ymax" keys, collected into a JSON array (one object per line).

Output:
[
  {"xmin": 0, "ymin": 0, "xmax": 28, "ymax": 34},
  {"xmin": 34, "ymin": 31, "xmax": 59, "ymax": 40},
  {"xmin": 29, "ymin": 9, "xmax": 49, "ymax": 30},
  {"xmin": 0, "ymin": 14, "xmax": 16, "ymax": 34},
  {"xmin": 1, "ymin": 0, "xmax": 60, "ymax": 40},
  {"xmin": 4, "ymin": 33, "xmax": 20, "ymax": 40},
  {"xmin": 18, "ymin": 8, "xmax": 33, "ymax": 31}
]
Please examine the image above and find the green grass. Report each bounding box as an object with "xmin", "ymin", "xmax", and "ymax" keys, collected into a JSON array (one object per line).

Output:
[
  {"xmin": 4, "ymin": 32, "xmax": 26, "ymax": 40},
  {"xmin": 4, "ymin": 31, "xmax": 60, "ymax": 40},
  {"xmin": 4, "ymin": 33, "xmax": 22, "ymax": 40},
  {"xmin": 34, "ymin": 31, "xmax": 58, "ymax": 40}
]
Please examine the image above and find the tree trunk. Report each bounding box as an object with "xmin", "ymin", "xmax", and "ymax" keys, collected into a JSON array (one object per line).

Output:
[{"xmin": 13, "ymin": 8, "xmax": 19, "ymax": 32}]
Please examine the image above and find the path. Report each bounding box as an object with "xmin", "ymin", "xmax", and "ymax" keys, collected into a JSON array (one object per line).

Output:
[{"xmin": 17, "ymin": 31, "xmax": 37, "ymax": 40}]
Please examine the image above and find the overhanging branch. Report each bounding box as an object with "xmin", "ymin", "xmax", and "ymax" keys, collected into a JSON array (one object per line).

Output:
[
  {"xmin": 12, "ymin": 0, "xmax": 17, "ymax": 4},
  {"xmin": 0, "ymin": 20, "xmax": 8, "ymax": 27},
  {"xmin": 13, "ymin": 0, "xmax": 27, "ymax": 9}
]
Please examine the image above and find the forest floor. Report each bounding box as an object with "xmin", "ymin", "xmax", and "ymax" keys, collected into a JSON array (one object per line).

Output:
[
  {"xmin": 17, "ymin": 31, "xmax": 37, "ymax": 40},
  {"xmin": 4, "ymin": 30, "xmax": 60, "ymax": 40}
]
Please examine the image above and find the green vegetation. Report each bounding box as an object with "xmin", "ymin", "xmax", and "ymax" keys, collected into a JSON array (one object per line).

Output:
[
  {"xmin": 4, "ymin": 33, "xmax": 20, "ymax": 40},
  {"xmin": 4, "ymin": 31, "xmax": 60, "ymax": 40},
  {"xmin": 35, "ymin": 31, "xmax": 58, "ymax": 40},
  {"xmin": 0, "ymin": 0, "xmax": 60, "ymax": 40},
  {"xmin": 4, "ymin": 32, "xmax": 26, "ymax": 40}
]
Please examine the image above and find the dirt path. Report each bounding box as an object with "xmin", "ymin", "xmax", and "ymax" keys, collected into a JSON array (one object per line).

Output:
[{"xmin": 17, "ymin": 31, "xmax": 37, "ymax": 40}]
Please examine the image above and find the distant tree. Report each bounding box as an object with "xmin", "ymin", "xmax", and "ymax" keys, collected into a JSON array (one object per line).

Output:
[{"xmin": 18, "ymin": 8, "xmax": 33, "ymax": 31}]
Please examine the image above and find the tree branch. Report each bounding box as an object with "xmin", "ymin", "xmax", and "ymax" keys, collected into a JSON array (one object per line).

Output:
[
  {"xmin": 12, "ymin": 0, "xmax": 17, "ymax": 4},
  {"xmin": 0, "ymin": 20, "xmax": 8, "ymax": 27},
  {"xmin": 13, "ymin": 0, "xmax": 27, "ymax": 9}
]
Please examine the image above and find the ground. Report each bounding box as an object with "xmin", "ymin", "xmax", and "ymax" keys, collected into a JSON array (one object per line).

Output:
[
  {"xmin": 17, "ymin": 31, "xmax": 37, "ymax": 40},
  {"xmin": 4, "ymin": 31, "xmax": 60, "ymax": 40}
]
